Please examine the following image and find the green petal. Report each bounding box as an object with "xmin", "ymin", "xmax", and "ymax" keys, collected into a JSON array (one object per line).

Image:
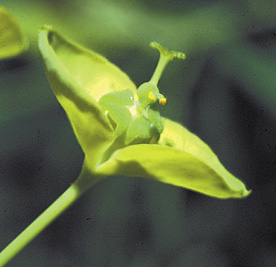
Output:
[
  {"xmin": 99, "ymin": 89, "xmax": 134, "ymax": 107},
  {"xmin": 0, "ymin": 7, "xmax": 28, "ymax": 59},
  {"xmin": 125, "ymin": 116, "xmax": 159, "ymax": 145},
  {"xmin": 39, "ymin": 26, "xmax": 117, "ymax": 170},
  {"xmin": 101, "ymin": 102, "xmax": 132, "ymax": 137},
  {"xmin": 97, "ymin": 118, "xmax": 251, "ymax": 199}
]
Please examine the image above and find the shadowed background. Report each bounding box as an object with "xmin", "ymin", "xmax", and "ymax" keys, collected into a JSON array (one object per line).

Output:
[{"xmin": 1, "ymin": 0, "xmax": 275, "ymax": 266}]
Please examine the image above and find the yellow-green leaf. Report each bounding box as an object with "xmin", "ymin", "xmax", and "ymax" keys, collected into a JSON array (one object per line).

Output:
[
  {"xmin": 97, "ymin": 118, "xmax": 250, "ymax": 199},
  {"xmin": 0, "ymin": 7, "xmax": 28, "ymax": 59},
  {"xmin": 39, "ymin": 26, "xmax": 118, "ymax": 170},
  {"xmin": 39, "ymin": 25, "xmax": 137, "ymax": 101}
]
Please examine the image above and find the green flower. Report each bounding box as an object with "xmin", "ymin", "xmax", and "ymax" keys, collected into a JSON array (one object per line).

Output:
[
  {"xmin": 39, "ymin": 25, "xmax": 250, "ymax": 199},
  {"xmin": 0, "ymin": 7, "xmax": 28, "ymax": 59}
]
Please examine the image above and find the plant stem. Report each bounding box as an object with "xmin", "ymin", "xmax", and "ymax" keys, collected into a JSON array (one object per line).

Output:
[{"xmin": 0, "ymin": 168, "xmax": 99, "ymax": 266}]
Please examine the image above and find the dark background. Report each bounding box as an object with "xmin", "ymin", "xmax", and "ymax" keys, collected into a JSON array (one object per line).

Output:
[{"xmin": 1, "ymin": 0, "xmax": 276, "ymax": 266}]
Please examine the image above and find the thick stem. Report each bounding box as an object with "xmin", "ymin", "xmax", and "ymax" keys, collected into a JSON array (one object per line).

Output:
[{"xmin": 0, "ymin": 168, "xmax": 100, "ymax": 266}]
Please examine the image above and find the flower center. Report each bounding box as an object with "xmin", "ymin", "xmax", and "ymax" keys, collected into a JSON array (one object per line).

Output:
[{"xmin": 99, "ymin": 41, "xmax": 186, "ymax": 146}]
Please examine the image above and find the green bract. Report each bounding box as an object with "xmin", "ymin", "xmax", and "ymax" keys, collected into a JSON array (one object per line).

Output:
[
  {"xmin": 0, "ymin": 7, "xmax": 28, "ymax": 59},
  {"xmin": 38, "ymin": 26, "xmax": 251, "ymax": 199}
]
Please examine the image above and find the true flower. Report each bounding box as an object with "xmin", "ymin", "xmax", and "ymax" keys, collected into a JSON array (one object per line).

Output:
[{"xmin": 38, "ymin": 25, "xmax": 250, "ymax": 199}]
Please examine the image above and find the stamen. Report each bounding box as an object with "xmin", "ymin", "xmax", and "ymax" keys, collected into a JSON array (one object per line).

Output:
[
  {"xmin": 148, "ymin": 91, "xmax": 156, "ymax": 102},
  {"xmin": 159, "ymin": 98, "xmax": 167, "ymax": 106},
  {"xmin": 149, "ymin": 41, "xmax": 186, "ymax": 85}
]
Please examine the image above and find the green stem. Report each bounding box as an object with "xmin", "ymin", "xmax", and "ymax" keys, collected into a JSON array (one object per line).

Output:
[
  {"xmin": 149, "ymin": 53, "xmax": 170, "ymax": 86},
  {"xmin": 0, "ymin": 168, "xmax": 100, "ymax": 266}
]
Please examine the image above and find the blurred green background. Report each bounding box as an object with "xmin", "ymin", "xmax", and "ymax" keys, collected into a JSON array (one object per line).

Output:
[{"xmin": 1, "ymin": 0, "xmax": 276, "ymax": 266}]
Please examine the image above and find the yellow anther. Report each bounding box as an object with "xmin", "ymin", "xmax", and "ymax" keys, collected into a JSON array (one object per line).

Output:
[
  {"xmin": 159, "ymin": 98, "xmax": 167, "ymax": 106},
  {"xmin": 148, "ymin": 91, "xmax": 156, "ymax": 102}
]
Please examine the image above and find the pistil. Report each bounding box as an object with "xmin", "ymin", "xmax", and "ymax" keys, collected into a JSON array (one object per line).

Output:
[{"xmin": 149, "ymin": 41, "xmax": 186, "ymax": 86}]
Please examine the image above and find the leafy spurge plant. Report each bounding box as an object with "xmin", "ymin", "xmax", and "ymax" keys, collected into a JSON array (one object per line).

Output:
[{"xmin": 0, "ymin": 25, "xmax": 250, "ymax": 266}]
